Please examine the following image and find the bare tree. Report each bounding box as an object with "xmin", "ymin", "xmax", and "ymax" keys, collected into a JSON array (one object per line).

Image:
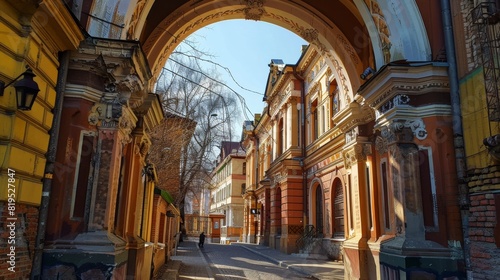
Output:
[{"xmin": 149, "ymin": 41, "xmax": 242, "ymax": 224}]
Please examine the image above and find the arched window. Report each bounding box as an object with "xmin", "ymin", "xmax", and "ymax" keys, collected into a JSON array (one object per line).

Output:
[{"xmin": 333, "ymin": 180, "xmax": 345, "ymax": 238}]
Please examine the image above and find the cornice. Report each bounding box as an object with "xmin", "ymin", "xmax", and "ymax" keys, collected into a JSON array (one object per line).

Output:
[
  {"xmin": 358, "ymin": 63, "xmax": 449, "ymax": 109},
  {"xmin": 64, "ymin": 84, "xmax": 104, "ymax": 103},
  {"xmin": 36, "ymin": 0, "xmax": 84, "ymax": 51},
  {"xmin": 332, "ymin": 101, "xmax": 375, "ymax": 133}
]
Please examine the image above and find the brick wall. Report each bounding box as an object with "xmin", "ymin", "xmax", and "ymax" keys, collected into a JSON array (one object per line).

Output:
[
  {"xmin": 0, "ymin": 203, "xmax": 38, "ymax": 279},
  {"xmin": 469, "ymin": 193, "xmax": 499, "ymax": 279}
]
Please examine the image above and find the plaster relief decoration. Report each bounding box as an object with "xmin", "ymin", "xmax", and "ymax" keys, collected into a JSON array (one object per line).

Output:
[
  {"xmin": 126, "ymin": 0, "xmax": 148, "ymax": 40},
  {"xmin": 244, "ymin": 0, "xmax": 265, "ymax": 21},
  {"xmin": 375, "ymin": 135, "xmax": 388, "ymax": 155},
  {"xmin": 375, "ymin": 119, "xmax": 427, "ymax": 153},
  {"xmin": 138, "ymin": 135, "xmax": 152, "ymax": 158},
  {"xmin": 377, "ymin": 94, "xmax": 410, "ymax": 118},
  {"xmin": 345, "ymin": 127, "xmax": 359, "ymax": 144},
  {"xmin": 343, "ymin": 143, "xmax": 367, "ymax": 169},
  {"xmin": 363, "ymin": 0, "xmax": 392, "ymax": 63},
  {"xmin": 395, "ymin": 118, "xmax": 427, "ymax": 140},
  {"xmin": 88, "ymin": 86, "xmax": 137, "ymax": 144}
]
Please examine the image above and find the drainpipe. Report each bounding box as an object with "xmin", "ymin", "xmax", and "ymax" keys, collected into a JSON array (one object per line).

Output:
[
  {"xmin": 31, "ymin": 51, "xmax": 70, "ymax": 280},
  {"xmin": 440, "ymin": 1, "xmax": 470, "ymax": 278},
  {"xmin": 292, "ymin": 66, "xmax": 307, "ymax": 228}
]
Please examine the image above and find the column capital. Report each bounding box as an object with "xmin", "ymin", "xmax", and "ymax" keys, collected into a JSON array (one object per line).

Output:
[
  {"xmin": 374, "ymin": 118, "xmax": 427, "ymax": 155},
  {"xmin": 343, "ymin": 142, "xmax": 372, "ymax": 169}
]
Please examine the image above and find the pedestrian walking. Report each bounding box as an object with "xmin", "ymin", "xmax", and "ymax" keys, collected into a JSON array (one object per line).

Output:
[{"xmin": 199, "ymin": 232, "xmax": 206, "ymax": 248}]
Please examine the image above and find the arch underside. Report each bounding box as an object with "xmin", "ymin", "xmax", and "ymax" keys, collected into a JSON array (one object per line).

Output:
[{"xmin": 134, "ymin": 0, "xmax": 430, "ymax": 99}]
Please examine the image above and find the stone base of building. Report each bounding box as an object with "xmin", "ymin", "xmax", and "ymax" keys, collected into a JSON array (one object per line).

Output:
[
  {"xmin": 322, "ymin": 239, "xmax": 344, "ymax": 261},
  {"xmin": 41, "ymin": 231, "xmax": 128, "ymax": 279},
  {"xmin": 380, "ymin": 237, "xmax": 465, "ymax": 279}
]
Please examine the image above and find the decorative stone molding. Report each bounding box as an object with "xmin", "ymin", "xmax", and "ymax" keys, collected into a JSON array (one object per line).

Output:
[
  {"xmin": 375, "ymin": 135, "xmax": 388, "ymax": 155},
  {"xmin": 118, "ymin": 111, "xmax": 137, "ymax": 144},
  {"xmin": 150, "ymin": 6, "xmax": 356, "ymax": 99},
  {"xmin": 378, "ymin": 94, "xmax": 410, "ymax": 116},
  {"xmin": 345, "ymin": 127, "xmax": 359, "ymax": 145},
  {"xmin": 375, "ymin": 119, "xmax": 427, "ymax": 152},
  {"xmin": 71, "ymin": 38, "xmax": 151, "ymax": 109},
  {"xmin": 88, "ymin": 97, "xmax": 137, "ymax": 144},
  {"xmin": 343, "ymin": 143, "xmax": 371, "ymax": 169},
  {"xmin": 363, "ymin": 0, "xmax": 392, "ymax": 63},
  {"xmin": 336, "ymin": 34, "xmax": 359, "ymax": 65},
  {"xmin": 370, "ymin": 82, "xmax": 449, "ymax": 109},
  {"xmin": 126, "ymin": 0, "xmax": 147, "ymax": 40},
  {"xmin": 337, "ymin": 103, "xmax": 375, "ymax": 133},
  {"xmin": 137, "ymin": 135, "xmax": 152, "ymax": 158},
  {"xmin": 244, "ymin": 0, "xmax": 265, "ymax": 20}
]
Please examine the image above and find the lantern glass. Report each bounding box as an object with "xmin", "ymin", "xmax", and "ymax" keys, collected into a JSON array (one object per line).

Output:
[{"xmin": 14, "ymin": 69, "xmax": 40, "ymax": 110}]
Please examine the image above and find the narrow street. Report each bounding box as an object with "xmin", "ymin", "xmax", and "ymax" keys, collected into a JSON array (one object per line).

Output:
[{"xmin": 156, "ymin": 239, "xmax": 344, "ymax": 280}]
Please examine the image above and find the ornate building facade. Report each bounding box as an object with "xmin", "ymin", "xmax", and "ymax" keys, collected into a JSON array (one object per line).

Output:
[{"xmin": 209, "ymin": 141, "xmax": 246, "ymax": 244}]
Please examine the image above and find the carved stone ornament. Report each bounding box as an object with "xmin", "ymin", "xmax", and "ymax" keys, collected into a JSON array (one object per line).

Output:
[
  {"xmin": 391, "ymin": 119, "xmax": 427, "ymax": 140},
  {"xmin": 244, "ymin": 0, "xmax": 265, "ymax": 21},
  {"xmin": 119, "ymin": 112, "xmax": 136, "ymax": 144},
  {"xmin": 375, "ymin": 135, "xmax": 388, "ymax": 155},
  {"xmin": 138, "ymin": 135, "xmax": 152, "ymax": 157},
  {"xmin": 378, "ymin": 94, "xmax": 410, "ymax": 116},
  {"xmin": 345, "ymin": 127, "xmax": 359, "ymax": 144},
  {"xmin": 343, "ymin": 144, "xmax": 367, "ymax": 169},
  {"xmin": 376, "ymin": 118, "xmax": 428, "ymax": 147}
]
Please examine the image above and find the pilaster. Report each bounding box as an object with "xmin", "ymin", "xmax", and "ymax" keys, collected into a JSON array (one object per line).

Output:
[{"xmin": 342, "ymin": 140, "xmax": 371, "ymax": 280}]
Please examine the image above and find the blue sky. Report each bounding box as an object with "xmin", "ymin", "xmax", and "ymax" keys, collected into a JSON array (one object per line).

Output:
[{"xmin": 185, "ymin": 19, "xmax": 308, "ymax": 120}]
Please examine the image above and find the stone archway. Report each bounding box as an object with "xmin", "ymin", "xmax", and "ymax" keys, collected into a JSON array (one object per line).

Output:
[
  {"xmin": 44, "ymin": 1, "xmax": 437, "ymax": 279},
  {"xmin": 119, "ymin": 0, "xmax": 433, "ymax": 101}
]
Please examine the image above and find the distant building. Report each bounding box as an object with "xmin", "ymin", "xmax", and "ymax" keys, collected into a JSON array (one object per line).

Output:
[{"xmin": 209, "ymin": 141, "xmax": 246, "ymax": 244}]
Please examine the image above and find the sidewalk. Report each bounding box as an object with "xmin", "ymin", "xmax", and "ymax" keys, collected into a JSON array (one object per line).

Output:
[
  {"xmin": 154, "ymin": 240, "xmax": 214, "ymax": 280},
  {"xmin": 233, "ymin": 243, "xmax": 344, "ymax": 280},
  {"xmin": 155, "ymin": 240, "xmax": 344, "ymax": 280}
]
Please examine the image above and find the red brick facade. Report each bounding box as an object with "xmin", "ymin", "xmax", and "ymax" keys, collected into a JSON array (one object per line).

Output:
[
  {"xmin": 0, "ymin": 203, "xmax": 38, "ymax": 279},
  {"xmin": 467, "ymin": 167, "xmax": 500, "ymax": 279}
]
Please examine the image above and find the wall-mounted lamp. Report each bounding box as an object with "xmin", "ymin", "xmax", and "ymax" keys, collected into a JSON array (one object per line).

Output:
[
  {"xmin": 0, "ymin": 67, "xmax": 40, "ymax": 110},
  {"xmin": 360, "ymin": 67, "xmax": 375, "ymax": 80},
  {"xmin": 250, "ymin": 208, "xmax": 260, "ymax": 215}
]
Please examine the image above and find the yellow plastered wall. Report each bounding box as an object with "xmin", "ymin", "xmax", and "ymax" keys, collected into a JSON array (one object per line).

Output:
[
  {"xmin": 0, "ymin": 2, "xmax": 60, "ymax": 206},
  {"xmin": 460, "ymin": 68, "xmax": 500, "ymax": 169},
  {"xmin": 0, "ymin": 174, "xmax": 42, "ymax": 205}
]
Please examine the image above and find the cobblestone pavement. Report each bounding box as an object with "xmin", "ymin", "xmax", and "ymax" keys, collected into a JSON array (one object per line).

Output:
[{"xmin": 156, "ymin": 239, "xmax": 344, "ymax": 280}]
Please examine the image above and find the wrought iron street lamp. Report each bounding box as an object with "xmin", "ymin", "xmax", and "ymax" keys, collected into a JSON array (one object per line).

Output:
[{"xmin": 0, "ymin": 67, "xmax": 40, "ymax": 110}]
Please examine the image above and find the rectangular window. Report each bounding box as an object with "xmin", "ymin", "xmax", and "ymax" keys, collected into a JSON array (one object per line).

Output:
[
  {"xmin": 366, "ymin": 163, "xmax": 373, "ymax": 229},
  {"xmin": 348, "ymin": 174, "xmax": 354, "ymax": 231},
  {"xmin": 159, "ymin": 213, "xmax": 166, "ymax": 243},
  {"xmin": 419, "ymin": 148, "xmax": 438, "ymax": 231},
  {"xmin": 71, "ymin": 132, "xmax": 95, "ymax": 219},
  {"xmin": 298, "ymin": 106, "xmax": 302, "ymax": 146},
  {"xmin": 311, "ymin": 99, "xmax": 318, "ymax": 141},
  {"xmin": 381, "ymin": 161, "xmax": 390, "ymax": 229}
]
